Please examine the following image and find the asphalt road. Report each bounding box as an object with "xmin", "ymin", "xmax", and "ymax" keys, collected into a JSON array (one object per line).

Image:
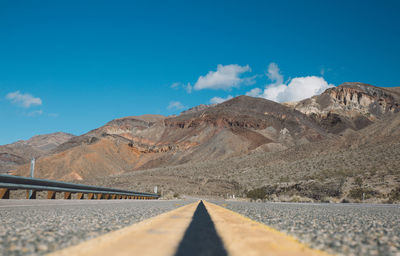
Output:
[
  {"xmin": 0, "ymin": 199, "xmax": 193, "ymax": 256},
  {"xmin": 1, "ymin": 199, "xmax": 399, "ymax": 256},
  {"xmin": 212, "ymin": 201, "xmax": 400, "ymax": 256}
]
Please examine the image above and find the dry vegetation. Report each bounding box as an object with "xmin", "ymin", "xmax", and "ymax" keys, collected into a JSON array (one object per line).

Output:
[
  {"xmin": 7, "ymin": 84, "xmax": 400, "ymax": 203},
  {"xmin": 84, "ymin": 113, "xmax": 400, "ymax": 203}
]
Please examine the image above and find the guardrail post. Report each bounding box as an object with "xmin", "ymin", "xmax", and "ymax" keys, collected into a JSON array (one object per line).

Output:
[
  {"xmin": 26, "ymin": 190, "xmax": 37, "ymax": 199},
  {"xmin": 0, "ymin": 174, "xmax": 159, "ymax": 200},
  {"xmin": 47, "ymin": 191, "xmax": 56, "ymax": 199},
  {"xmin": 0, "ymin": 188, "xmax": 10, "ymax": 199},
  {"xmin": 28, "ymin": 158, "xmax": 35, "ymax": 198},
  {"xmin": 77, "ymin": 193, "xmax": 84, "ymax": 200},
  {"xmin": 64, "ymin": 192, "xmax": 72, "ymax": 200}
]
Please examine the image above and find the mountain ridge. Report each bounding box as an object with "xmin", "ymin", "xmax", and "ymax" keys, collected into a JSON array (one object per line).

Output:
[
  {"xmin": 0, "ymin": 132, "xmax": 75, "ymax": 173},
  {"xmin": 4, "ymin": 82, "xmax": 400, "ymax": 202}
]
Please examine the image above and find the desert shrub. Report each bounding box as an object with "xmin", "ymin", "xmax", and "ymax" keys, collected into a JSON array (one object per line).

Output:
[
  {"xmin": 246, "ymin": 188, "xmax": 267, "ymax": 200},
  {"xmin": 278, "ymin": 176, "xmax": 290, "ymax": 182},
  {"xmin": 388, "ymin": 187, "xmax": 400, "ymax": 203},
  {"xmin": 369, "ymin": 168, "xmax": 377, "ymax": 177},
  {"xmin": 355, "ymin": 177, "xmax": 363, "ymax": 187},
  {"xmin": 292, "ymin": 181, "xmax": 342, "ymax": 200},
  {"xmin": 348, "ymin": 188, "xmax": 377, "ymax": 200}
]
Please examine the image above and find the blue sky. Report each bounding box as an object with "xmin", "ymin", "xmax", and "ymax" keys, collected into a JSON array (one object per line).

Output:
[{"xmin": 1, "ymin": 0, "xmax": 399, "ymax": 144}]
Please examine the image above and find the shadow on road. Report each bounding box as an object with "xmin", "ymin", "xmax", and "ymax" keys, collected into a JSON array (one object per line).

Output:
[{"xmin": 174, "ymin": 201, "xmax": 227, "ymax": 256}]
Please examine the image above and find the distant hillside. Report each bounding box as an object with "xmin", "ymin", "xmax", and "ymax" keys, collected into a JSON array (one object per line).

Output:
[
  {"xmin": 0, "ymin": 132, "xmax": 75, "ymax": 173},
  {"xmin": 87, "ymin": 111, "xmax": 400, "ymax": 203},
  {"xmin": 11, "ymin": 82, "xmax": 400, "ymax": 203},
  {"xmin": 15, "ymin": 96, "xmax": 328, "ymax": 180}
]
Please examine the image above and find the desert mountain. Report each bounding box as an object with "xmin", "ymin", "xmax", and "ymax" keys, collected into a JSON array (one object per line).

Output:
[
  {"xmin": 180, "ymin": 104, "xmax": 217, "ymax": 115},
  {"xmin": 290, "ymin": 82, "xmax": 400, "ymax": 133},
  {"xmin": 15, "ymin": 96, "xmax": 328, "ymax": 180},
  {"xmin": 0, "ymin": 132, "xmax": 75, "ymax": 173},
  {"xmin": 9, "ymin": 83, "xmax": 400, "ymax": 202},
  {"xmin": 88, "ymin": 111, "xmax": 400, "ymax": 202}
]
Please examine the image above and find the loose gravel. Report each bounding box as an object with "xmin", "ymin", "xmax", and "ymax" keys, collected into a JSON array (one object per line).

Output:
[
  {"xmin": 212, "ymin": 201, "xmax": 400, "ymax": 256},
  {"xmin": 0, "ymin": 199, "xmax": 193, "ymax": 256}
]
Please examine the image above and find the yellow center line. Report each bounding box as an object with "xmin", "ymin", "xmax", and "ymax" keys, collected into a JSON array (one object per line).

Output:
[
  {"xmin": 48, "ymin": 200, "xmax": 334, "ymax": 256},
  {"xmin": 47, "ymin": 201, "xmax": 199, "ymax": 256},
  {"xmin": 203, "ymin": 201, "xmax": 333, "ymax": 256}
]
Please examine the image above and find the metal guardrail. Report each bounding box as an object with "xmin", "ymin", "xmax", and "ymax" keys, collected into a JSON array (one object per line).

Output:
[{"xmin": 0, "ymin": 174, "xmax": 159, "ymax": 200}]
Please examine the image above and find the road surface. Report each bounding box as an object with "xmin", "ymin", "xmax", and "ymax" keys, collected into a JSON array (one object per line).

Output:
[
  {"xmin": 0, "ymin": 199, "xmax": 193, "ymax": 255},
  {"xmin": 212, "ymin": 201, "xmax": 400, "ymax": 256},
  {"xmin": 1, "ymin": 199, "xmax": 399, "ymax": 255}
]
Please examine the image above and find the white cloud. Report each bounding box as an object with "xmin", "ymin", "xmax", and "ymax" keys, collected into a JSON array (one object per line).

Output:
[
  {"xmin": 266, "ymin": 62, "xmax": 283, "ymax": 85},
  {"xmin": 194, "ymin": 64, "xmax": 252, "ymax": 90},
  {"xmin": 27, "ymin": 110, "xmax": 43, "ymax": 117},
  {"xmin": 186, "ymin": 83, "xmax": 193, "ymax": 94},
  {"xmin": 246, "ymin": 63, "xmax": 334, "ymax": 103},
  {"xmin": 6, "ymin": 91, "xmax": 42, "ymax": 108},
  {"xmin": 263, "ymin": 76, "xmax": 334, "ymax": 102},
  {"xmin": 171, "ymin": 82, "xmax": 181, "ymax": 88},
  {"xmin": 210, "ymin": 95, "xmax": 233, "ymax": 104},
  {"xmin": 171, "ymin": 82, "xmax": 193, "ymax": 94},
  {"xmin": 245, "ymin": 88, "xmax": 262, "ymax": 97},
  {"xmin": 167, "ymin": 101, "xmax": 186, "ymax": 110}
]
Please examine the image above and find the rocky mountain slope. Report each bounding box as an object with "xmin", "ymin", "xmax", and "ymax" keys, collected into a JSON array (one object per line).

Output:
[
  {"xmin": 15, "ymin": 96, "xmax": 329, "ymax": 180},
  {"xmin": 180, "ymin": 104, "xmax": 216, "ymax": 115},
  {"xmin": 0, "ymin": 132, "xmax": 75, "ymax": 173},
  {"xmin": 7, "ymin": 82, "xmax": 400, "ymax": 202},
  {"xmin": 290, "ymin": 82, "xmax": 400, "ymax": 133},
  {"xmin": 87, "ymin": 111, "xmax": 400, "ymax": 203}
]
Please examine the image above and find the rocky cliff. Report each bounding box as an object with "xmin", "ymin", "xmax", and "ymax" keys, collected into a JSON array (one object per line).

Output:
[{"xmin": 292, "ymin": 82, "xmax": 400, "ymax": 133}]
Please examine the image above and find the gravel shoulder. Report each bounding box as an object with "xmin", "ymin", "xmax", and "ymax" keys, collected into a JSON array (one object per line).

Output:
[
  {"xmin": 211, "ymin": 201, "xmax": 400, "ymax": 256},
  {"xmin": 0, "ymin": 199, "xmax": 194, "ymax": 255}
]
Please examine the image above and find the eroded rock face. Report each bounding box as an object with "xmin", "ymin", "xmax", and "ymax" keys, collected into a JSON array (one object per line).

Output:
[
  {"xmin": 13, "ymin": 84, "xmax": 400, "ymax": 181},
  {"xmin": 293, "ymin": 82, "xmax": 400, "ymax": 133},
  {"xmin": 15, "ymin": 97, "xmax": 329, "ymax": 180}
]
